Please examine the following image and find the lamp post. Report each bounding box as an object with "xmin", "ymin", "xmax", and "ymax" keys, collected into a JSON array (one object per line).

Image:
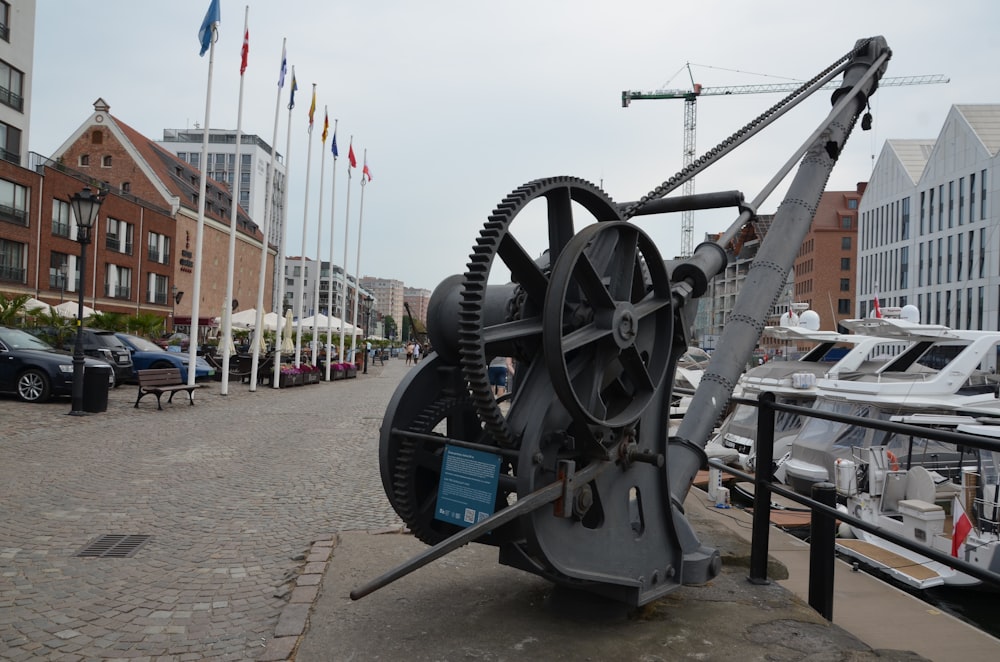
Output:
[
  {"xmin": 170, "ymin": 285, "xmax": 178, "ymax": 332},
  {"xmin": 68, "ymin": 186, "xmax": 105, "ymax": 416},
  {"xmin": 58, "ymin": 261, "xmax": 68, "ymax": 303}
]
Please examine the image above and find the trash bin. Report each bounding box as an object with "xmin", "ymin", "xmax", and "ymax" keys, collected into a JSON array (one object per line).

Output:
[{"xmin": 82, "ymin": 364, "xmax": 111, "ymax": 413}]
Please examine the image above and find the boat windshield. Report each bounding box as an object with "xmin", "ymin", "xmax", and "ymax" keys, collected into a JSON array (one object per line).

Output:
[{"xmin": 796, "ymin": 400, "xmax": 868, "ymax": 452}]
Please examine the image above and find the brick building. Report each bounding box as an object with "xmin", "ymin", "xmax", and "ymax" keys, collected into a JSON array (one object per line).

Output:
[{"xmin": 44, "ymin": 99, "xmax": 276, "ymax": 332}]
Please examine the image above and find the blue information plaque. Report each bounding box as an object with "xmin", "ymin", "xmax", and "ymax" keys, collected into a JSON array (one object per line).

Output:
[{"xmin": 434, "ymin": 445, "xmax": 502, "ymax": 527}]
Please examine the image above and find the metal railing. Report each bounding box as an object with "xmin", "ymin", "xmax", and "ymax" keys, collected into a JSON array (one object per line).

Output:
[
  {"xmin": 720, "ymin": 392, "xmax": 1000, "ymax": 621},
  {"xmin": 104, "ymin": 284, "xmax": 132, "ymax": 300}
]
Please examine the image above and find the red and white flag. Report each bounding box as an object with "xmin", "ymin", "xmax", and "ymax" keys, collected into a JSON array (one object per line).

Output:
[
  {"xmin": 240, "ymin": 28, "xmax": 249, "ymax": 74},
  {"xmin": 952, "ymin": 495, "xmax": 973, "ymax": 557}
]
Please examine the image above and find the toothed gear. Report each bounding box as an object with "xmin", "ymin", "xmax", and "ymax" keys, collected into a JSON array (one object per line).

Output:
[{"xmin": 458, "ymin": 177, "xmax": 623, "ymax": 448}]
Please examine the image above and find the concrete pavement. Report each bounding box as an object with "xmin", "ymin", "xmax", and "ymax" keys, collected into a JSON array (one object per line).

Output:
[{"xmin": 2, "ymin": 356, "xmax": 998, "ymax": 660}]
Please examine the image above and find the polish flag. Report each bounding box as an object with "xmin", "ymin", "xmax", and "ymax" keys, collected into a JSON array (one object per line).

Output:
[
  {"xmin": 952, "ymin": 495, "xmax": 973, "ymax": 557},
  {"xmin": 873, "ymin": 288, "xmax": 882, "ymax": 319}
]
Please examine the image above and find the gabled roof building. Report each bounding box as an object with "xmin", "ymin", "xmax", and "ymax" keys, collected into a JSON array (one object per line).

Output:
[{"xmin": 859, "ymin": 104, "xmax": 999, "ymax": 329}]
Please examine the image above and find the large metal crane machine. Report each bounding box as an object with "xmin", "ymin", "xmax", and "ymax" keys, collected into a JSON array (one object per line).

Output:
[
  {"xmin": 622, "ymin": 70, "xmax": 948, "ymax": 256},
  {"xmin": 351, "ymin": 36, "xmax": 893, "ymax": 609}
]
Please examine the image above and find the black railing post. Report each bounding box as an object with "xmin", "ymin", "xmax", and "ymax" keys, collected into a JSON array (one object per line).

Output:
[
  {"xmin": 748, "ymin": 392, "xmax": 776, "ymax": 584},
  {"xmin": 809, "ymin": 481, "xmax": 837, "ymax": 620}
]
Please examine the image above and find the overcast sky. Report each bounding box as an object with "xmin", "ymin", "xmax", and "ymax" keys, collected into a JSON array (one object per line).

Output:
[{"xmin": 30, "ymin": 1, "xmax": 1000, "ymax": 292}]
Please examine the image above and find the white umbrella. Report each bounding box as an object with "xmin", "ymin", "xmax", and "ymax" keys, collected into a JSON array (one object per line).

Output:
[
  {"xmin": 229, "ymin": 308, "xmax": 258, "ymax": 328},
  {"xmin": 23, "ymin": 298, "xmax": 56, "ymax": 315},
  {"xmin": 54, "ymin": 301, "xmax": 98, "ymax": 318},
  {"xmin": 281, "ymin": 309, "xmax": 295, "ymax": 352},
  {"xmin": 262, "ymin": 311, "xmax": 281, "ymax": 331}
]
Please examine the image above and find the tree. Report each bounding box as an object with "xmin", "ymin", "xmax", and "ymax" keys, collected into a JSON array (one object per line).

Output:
[
  {"xmin": 0, "ymin": 292, "xmax": 30, "ymax": 325},
  {"xmin": 382, "ymin": 315, "xmax": 397, "ymax": 340}
]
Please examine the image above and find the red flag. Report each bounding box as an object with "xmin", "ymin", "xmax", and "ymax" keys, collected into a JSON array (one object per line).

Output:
[
  {"xmin": 240, "ymin": 29, "xmax": 249, "ymax": 75},
  {"xmin": 952, "ymin": 496, "xmax": 973, "ymax": 557},
  {"xmin": 873, "ymin": 286, "xmax": 882, "ymax": 319},
  {"xmin": 348, "ymin": 143, "xmax": 357, "ymax": 168},
  {"xmin": 363, "ymin": 158, "xmax": 372, "ymax": 181}
]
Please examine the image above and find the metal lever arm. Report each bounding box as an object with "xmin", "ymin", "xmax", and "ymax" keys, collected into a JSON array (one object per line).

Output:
[{"xmin": 350, "ymin": 461, "xmax": 610, "ymax": 600}]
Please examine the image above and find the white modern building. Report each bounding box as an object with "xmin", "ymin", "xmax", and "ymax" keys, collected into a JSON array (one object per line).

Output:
[
  {"xmin": 0, "ymin": 0, "xmax": 34, "ymax": 167},
  {"xmin": 858, "ymin": 105, "xmax": 999, "ymax": 329},
  {"xmin": 282, "ymin": 256, "xmax": 372, "ymax": 329},
  {"xmin": 156, "ymin": 128, "xmax": 286, "ymax": 248}
]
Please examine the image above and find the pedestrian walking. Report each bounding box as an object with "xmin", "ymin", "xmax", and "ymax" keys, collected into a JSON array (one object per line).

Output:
[
  {"xmin": 413, "ymin": 342, "xmax": 421, "ymax": 364},
  {"xmin": 405, "ymin": 341, "xmax": 414, "ymax": 365}
]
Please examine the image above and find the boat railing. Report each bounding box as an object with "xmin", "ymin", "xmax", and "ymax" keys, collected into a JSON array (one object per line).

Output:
[{"xmin": 710, "ymin": 391, "xmax": 1000, "ymax": 621}]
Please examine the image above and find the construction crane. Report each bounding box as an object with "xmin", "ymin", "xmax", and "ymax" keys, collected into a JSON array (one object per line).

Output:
[{"xmin": 622, "ymin": 69, "xmax": 949, "ymax": 256}]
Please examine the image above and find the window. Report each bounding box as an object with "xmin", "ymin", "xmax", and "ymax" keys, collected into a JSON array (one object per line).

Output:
[
  {"xmin": 970, "ymin": 173, "xmax": 976, "ymax": 222},
  {"xmin": 106, "ymin": 218, "xmax": 134, "ymax": 255},
  {"xmin": 122, "ymin": 181, "xmax": 131, "ymax": 193},
  {"xmin": 0, "ymin": 177, "xmax": 28, "ymax": 226},
  {"xmin": 841, "ymin": 236, "xmax": 851, "ymax": 250},
  {"xmin": 105, "ymin": 264, "xmax": 132, "ymax": 299},
  {"xmin": 80, "ymin": 154, "xmax": 90, "ymax": 167},
  {"xmin": 847, "ymin": 199, "xmax": 858, "ymax": 210},
  {"xmin": 52, "ymin": 199, "xmax": 71, "ymax": 237},
  {"xmin": 948, "ymin": 180, "xmax": 955, "ymax": 228},
  {"xmin": 959, "ymin": 176, "xmax": 965, "ymax": 225},
  {"xmin": 982, "ymin": 170, "xmax": 988, "ymax": 219},
  {"xmin": 841, "ymin": 216, "xmax": 852, "ymax": 229},
  {"xmin": 49, "ymin": 252, "xmax": 70, "ymax": 292},
  {"xmin": 840, "ymin": 257, "xmax": 851, "ymax": 271},
  {"xmin": 101, "ymin": 155, "xmax": 112, "ymax": 167},
  {"xmin": 91, "ymin": 130, "xmax": 103, "ymax": 145},
  {"xmin": 0, "ymin": 2, "xmax": 10, "ymax": 42},
  {"xmin": 147, "ymin": 272, "xmax": 169, "ymax": 304},
  {"xmin": 147, "ymin": 231, "xmax": 170, "ymax": 264},
  {"xmin": 838, "ymin": 299, "xmax": 851, "ymax": 314},
  {"xmin": 0, "ymin": 58, "xmax": 23, "ymax": 111},
  {"xmin": 840, "ymin": 278, "xmax": 850, "ymax": 292},
  {"xmin": 0, "ymin": 237, "xmax": 25, "ymax": 282},
  {"xmin": 0, "ymin": 120, "xmax": 20, "ymax": 164}
]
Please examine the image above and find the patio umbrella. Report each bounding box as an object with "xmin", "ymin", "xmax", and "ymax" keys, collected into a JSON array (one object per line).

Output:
[
  {"xmin": 54, "ymin": 301, "xmax": 98, "ymax": 318},
  {"xmin": 229, "ymin": 308, "xmax": 258, "ymax": 328},
  {"xmin": 23, "ymin": 298, "xmax": 56, "ymax": 315},
  {"xmin": 281, "ymin": 309, "xmax": 294, "ymax": 352},
  {"xmin": 262, "ymin": 311, "xmax": 281, "ymax": 331}
]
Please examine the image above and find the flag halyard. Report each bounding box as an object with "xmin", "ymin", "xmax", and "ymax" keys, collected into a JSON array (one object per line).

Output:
[{"xmin": 199, "ymin": 0, "xmax": 221, "ymax": 57}]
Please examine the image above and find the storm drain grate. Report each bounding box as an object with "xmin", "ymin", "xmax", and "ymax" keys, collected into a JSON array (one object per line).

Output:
[{"xmin": 76, "ymin": 534, "xmax": 152, "ymax": 558}]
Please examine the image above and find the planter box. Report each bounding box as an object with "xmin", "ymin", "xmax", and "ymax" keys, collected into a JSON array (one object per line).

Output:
[
  {"xmin": 345, "ymin": 367, "xmax": 358, "ymax": 379},
  {"xmin": 304, "ymin": 372, "xmax": 320, "ymax": 384},
  {"xmin": 332, "ymin": 370, "xmax": 346, "ymax": 381}
]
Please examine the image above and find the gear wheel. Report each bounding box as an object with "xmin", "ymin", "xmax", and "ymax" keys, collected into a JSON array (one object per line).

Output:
[{"xmin": 458, "ymin": 176, "xmax": 623, "ymax": 448}]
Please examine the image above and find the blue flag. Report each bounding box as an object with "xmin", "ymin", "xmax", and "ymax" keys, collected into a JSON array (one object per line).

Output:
[
  {"xmin": 199, "ymin": 0, "xmax": 221, "ymax": 56},
  {"xmin": 331, "ymin": 131, "xmax": 339, "ymax": 158},
  {"xmin": 278, "ymin": 43, "xmax": 287, "ymax": 88},
  {"xmin": 288, "ymin": 68, "xmax": 298, "ymax": 109}
]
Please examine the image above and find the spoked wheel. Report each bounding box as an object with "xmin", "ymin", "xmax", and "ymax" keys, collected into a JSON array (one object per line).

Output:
[
  {"xmin": 542, "ymin": 221, "xmax": 672, "ymax": 428},
  {"xmin": 458, "ymin": 177, "xmax": 623, "ymax": 447},
  {"xmin": 378, "ymin": 354, "xmax": 516, "ymax": 545}
]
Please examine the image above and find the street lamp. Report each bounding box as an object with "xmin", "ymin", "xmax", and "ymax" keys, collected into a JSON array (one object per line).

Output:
[
  {"xmin": 58, "ymin": 261, "xmax": 68, "ymax": 303},
  {"xmin": 170, "ymin": 285, "xmax": 179, "ymax": 332},
  {"xmin": 68, "ymin": 186, "xmax": 105, "ymax": 416}
]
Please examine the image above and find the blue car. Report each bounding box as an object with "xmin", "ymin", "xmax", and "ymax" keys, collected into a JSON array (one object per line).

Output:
[{"xmin": 115, "ymin": 333, "xmax": 216, "ymax": 382}]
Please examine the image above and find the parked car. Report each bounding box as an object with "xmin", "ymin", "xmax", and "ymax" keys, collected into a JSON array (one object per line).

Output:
[
  {"xmin": 154, "ymin": 332, "xmax": 191, "ymax": 352},
  {"xmin": 30, "ymin": 327, "xmax": 133, "ymax": 387},
  {"xmin": 115, "ymin": 332, "xmax": 215, "ymax": 382},
  {"xmin": 0, "ymin": 326, "xmax": 114, "ymax": 403}
]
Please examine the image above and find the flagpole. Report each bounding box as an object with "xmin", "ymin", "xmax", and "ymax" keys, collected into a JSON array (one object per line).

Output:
[
  {"xmin": 272, "ymin": 66, "xmax": 297, "ymax": 389},
  {"xmin": 250, "ymin": 36, "xmax": 285, "ymax": 392},
  {"xmin": 324, "ymin": 119, "xmax": 339, "ymax": 381},
  {"xmin": 310, "ymin": 105, "xmax": 328, "ymax": 367},
  {"xmin": 187, "ymin": 6, "xmax": 219, "ymax": 387},
  {"xmin": 220, "ymin": 6, "xmax": 249, "ymax": 396},
  {"xmin": 350, "ymin": 148, "xmax": 369, "ymax": 357},
  {"xmin": 293, "ymin": 83, "xmax": 317, "ymax": 368},
  {"xmin": 338, "ymin": 138, "xmax": 355, "ymax": 364}
]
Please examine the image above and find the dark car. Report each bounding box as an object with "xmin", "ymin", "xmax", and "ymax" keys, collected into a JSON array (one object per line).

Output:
[
  {"xmin": 0, "ymin": 326, "xmax": 114, "ymax": 402},
  {"xmin": 30, "ymin": 327, "xmax": 133, "ymax": 386},
  {"xmin": 115, "ymin": 332, "xmax": 215, "ymax": 382}
]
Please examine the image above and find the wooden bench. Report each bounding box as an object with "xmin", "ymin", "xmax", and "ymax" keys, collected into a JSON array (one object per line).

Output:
[{"xmin": 135, "ymin": 368, "xmax": 203, "ymax": 410}]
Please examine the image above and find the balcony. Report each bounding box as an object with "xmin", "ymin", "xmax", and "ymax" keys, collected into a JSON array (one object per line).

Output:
[
  {"xmin": 0, "ymin": 85, "xmax": 23, "ymax": 112},
  {"xmin": 0, "ymin": 146, "xmax": 18, "ymax": 165},
  {"xmin": 0, "ymin": 202, "xmax": 27, "ymax": 226},
  {"xmin": 106, "ymin": 235, "xmax": 120, "ymax": 251},
  {"xmin": 104, "ymin": 284, "xmax": 132, "ymax": 300},
  {"xmin": 52, "ymin": 221, "xmax": 70, "ymax": 238},
  {"xmin": 0, "ymin": 264, "xmax": 25, "ymax": 282},
  {"xmin": 148, "ymin": 247, "xmax": 160, "ymax": 262},
  {"xmin": 148, "ymin": 290, "xmax": 167, "ymax": 305}
]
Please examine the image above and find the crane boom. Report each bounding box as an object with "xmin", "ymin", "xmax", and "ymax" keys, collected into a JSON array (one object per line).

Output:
[{"xmin": 621, "ymin": 73, "xmax": 949, "ymax": 256}]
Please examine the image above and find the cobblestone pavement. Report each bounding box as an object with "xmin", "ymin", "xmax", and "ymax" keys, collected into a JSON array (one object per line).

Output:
[{"xmin": 0, "ymin": 358, "xmax": 407, "ymax": 660}]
